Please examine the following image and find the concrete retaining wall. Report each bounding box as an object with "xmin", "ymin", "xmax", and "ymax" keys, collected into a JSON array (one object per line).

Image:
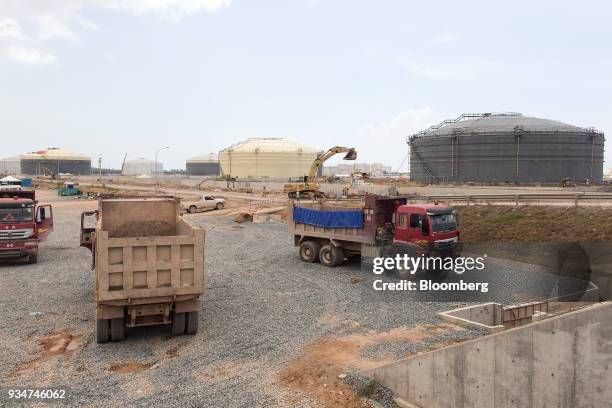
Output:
[{"xmin": 363, "ymin": 302, "xmax": 612, "ymax": 408}]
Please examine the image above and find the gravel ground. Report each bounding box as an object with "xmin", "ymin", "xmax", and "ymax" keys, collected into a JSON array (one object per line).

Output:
[{"xmin": 0, "ymin": 190, "xmax": 587, "ymax": 407}]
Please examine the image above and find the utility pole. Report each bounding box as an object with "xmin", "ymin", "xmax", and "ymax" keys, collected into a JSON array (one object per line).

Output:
[
  {"xmin": 98, "ymin": 155, "xmax": 102, "ymax": 178},
  {"xmin": 154, "ymin": 146, "xmax": 170, "ymax": 177}
]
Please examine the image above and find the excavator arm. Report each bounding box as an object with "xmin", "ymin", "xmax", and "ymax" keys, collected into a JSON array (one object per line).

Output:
[{"xmin": 306, "ymin": 146, "xmax": 357, "ymax": 183}]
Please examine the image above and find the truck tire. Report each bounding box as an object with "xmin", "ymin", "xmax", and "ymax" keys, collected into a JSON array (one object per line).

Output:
[
  {"xmin": 216, "ymin": 203, "xmax": 224, "ymax": 210},
  {"xmin": 299, "ymin": 241, "xmax": 320, "ymax": 263},
  {"xmin": 172, "ymin": 312, "xmax": 186, "ymax": 336},
  {"xmin": 188, "ymin": 205, "xmax": 197, "ymax": 214},
  {"xmin": 29, "ymin": 254, "xmax": 38, "ymax": 264},
  {"xmin": 96, "ymin": 319, "xmax": 110, "ymax": 344},
  {"xmin": 110, "ymin": 318, "xmax": 125, "ymax": 342},
  {"xmin": 319, "ymin": 245, "xmax": 344, "ymax": 267},
  {"xmin": 185, "ymin": 311, "xmax": 199, "ymax": 335}
]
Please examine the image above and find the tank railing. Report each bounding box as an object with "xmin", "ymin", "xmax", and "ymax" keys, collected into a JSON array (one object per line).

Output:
[{"xmin": 407, "ymin": 112, "xmax": 526, "ymax": 142}]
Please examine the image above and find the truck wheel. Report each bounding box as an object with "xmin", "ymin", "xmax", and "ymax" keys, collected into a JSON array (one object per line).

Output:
[
  {"xmin": 29, "ymin": 254, "xmax": 38, "ymax": 264},
  {"xmin": 319, "ymin": 245, "xmax": 343, "ymax": 267},
  {"xmin": 110, "ymin": 318, "xmax": 125, "ymax": 342},
  {"xmin": 188, "ymin": 205, "xmax": 197, "ymax": 214},
  {"xmin": 216, "ymin": 203, "xmax": 224, "ymax": 210},
  {"xmin": 172, "ymin": 312, "xmax": 186, "ymax": 336},
  {"xmin": 96, "ymin": 319, "xmax": 110, "ymax": 344},
  {"xmin": 299, "ymin": 241, "xmax": 320, "ymax": 263},
  {"xmin": 185, "ymin": 311, "xmax": 199, "ymax": 335}
]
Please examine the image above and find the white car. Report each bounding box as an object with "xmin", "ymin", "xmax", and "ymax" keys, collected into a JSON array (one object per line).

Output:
[{"xmin": 182, "ymin": 195, "xmax": 226, "ymax": 214}]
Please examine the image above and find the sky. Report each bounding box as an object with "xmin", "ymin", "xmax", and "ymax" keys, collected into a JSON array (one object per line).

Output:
[{"xmin": 1, "ymin": 0, "xmax": 611, "ymax": 171}]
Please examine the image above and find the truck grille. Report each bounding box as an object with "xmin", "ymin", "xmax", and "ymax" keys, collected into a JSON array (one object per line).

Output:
[
  {"xmin": 0, "ymin": 249, "xmax": 23, "ymax": 258},
  {"xmin": 0, "ymin": 229, "xmax": 34, "ymax": 240},
  {"xmin": 435, "ymin": 238, "xmax": 458, "ymax": 251}
]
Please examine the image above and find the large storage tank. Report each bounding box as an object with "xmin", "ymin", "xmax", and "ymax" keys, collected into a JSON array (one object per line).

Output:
[
  {"xmin": 409, "ymin": 113, "xmax": 605, "ymax": 184},
  {"xmin": 186, "ymin": 154, "xmax": 220, "ymax": 176},
  {"xmin": 219, "ymin": 138, "xmax": 317, "ymax": 179},
  {"xmin": 122, "ymin": 158, "xmax": 163, "ymax": 176},
  {"xmin": 20, "ymin": 148, "xmax": 91, "ymax": 176},
  {"xmin": 0, "ymin": 156, "xmax": 22, "ymax": 175}
]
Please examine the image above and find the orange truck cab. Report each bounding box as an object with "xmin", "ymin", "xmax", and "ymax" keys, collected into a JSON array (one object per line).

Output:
[{"xmin": 0, "ymin": 189, "xmax": 53, "ymax": 264}]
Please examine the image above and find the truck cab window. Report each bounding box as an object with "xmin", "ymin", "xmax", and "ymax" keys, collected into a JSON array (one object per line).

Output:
[{"xmin": 410, "ymin": 214, "xmax": 420, "ymax": 228}]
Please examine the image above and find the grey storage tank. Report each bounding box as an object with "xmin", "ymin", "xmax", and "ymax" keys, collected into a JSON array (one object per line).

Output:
[
  {"xmin": 186, "ymin": 154, "xmax": 220, "ymax": 176},
  {"xmin": 20, "ymin": 148, "xmax": 92, "ymax": 176},
  {"xmin": 408, "ymin": 113, "xmax": 605, "ymax": 184}
]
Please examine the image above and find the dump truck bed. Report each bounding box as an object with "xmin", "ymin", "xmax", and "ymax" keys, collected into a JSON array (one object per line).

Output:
[
  {"xmin": 94, "ymin": 197, "xmax": 205, "ymax": 305},
  {"xmin": 288, "ymin": 195, "xmax": 412, "ymax": 245}
]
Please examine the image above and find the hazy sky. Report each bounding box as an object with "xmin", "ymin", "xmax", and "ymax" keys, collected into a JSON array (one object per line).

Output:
[{"xmin": 1, "ymin": 0, "xmax": 611, "ymax": 171}]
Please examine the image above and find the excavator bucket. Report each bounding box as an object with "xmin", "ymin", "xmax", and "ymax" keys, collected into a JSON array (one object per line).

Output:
[{"xmin": 343, "ymin": 149, "xmax": 357, "ymax": 160}]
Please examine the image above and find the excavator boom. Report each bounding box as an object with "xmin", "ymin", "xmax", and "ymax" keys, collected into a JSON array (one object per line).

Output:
[{"xmin": 284, "ymin": 146, "xmax": 357, "ymax": 198}]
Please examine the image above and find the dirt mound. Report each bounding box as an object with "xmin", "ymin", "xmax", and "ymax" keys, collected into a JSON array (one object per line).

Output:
[{"xmin": 457, "ymin": 205, "xmax": 612, "ymax": 242}]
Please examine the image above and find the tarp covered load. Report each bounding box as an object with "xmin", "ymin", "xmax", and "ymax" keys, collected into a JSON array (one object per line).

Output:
[{"xmin": 293, "ymin": 207, "xmax": 363, "ymax": 228}]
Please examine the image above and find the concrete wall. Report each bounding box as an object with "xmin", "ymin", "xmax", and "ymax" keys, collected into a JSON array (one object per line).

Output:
[{"xmin": 364, "ymin": 302, "xmax": 612, "ymax": 408}]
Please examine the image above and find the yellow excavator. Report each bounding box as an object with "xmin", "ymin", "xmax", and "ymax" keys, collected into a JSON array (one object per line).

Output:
[{"xmin": 284, "ymin": 146, "xmax": 357, "ymax": 198}]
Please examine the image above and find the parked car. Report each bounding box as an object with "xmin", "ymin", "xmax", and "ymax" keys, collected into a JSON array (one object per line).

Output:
[{"xmin": 181, "ymin": 195, "xmax": 226, "ymax": 213}]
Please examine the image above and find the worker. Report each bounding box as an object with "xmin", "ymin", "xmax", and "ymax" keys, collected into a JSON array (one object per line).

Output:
[
  {"xmin": 262, "ymin": 186, "xmax": 267, "ymax": 197},
  {"xmin": 296, "ymin": 190, "xmax": 301, "ymax": 202}
]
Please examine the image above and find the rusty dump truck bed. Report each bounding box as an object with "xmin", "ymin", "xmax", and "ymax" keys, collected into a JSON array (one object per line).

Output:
[
  {"xmin": 288, "ymin": 195, "xmax": 411, "ymax": 245},
  {"xmin": 94, "ymin": 197, "xmax": 205, "ymax": 304}
]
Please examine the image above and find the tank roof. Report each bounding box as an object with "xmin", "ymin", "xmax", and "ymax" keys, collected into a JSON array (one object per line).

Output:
[
  {"xmin": 21, "ymin": 147, "xmax": 91, "ymax": 161},
  {"xmin": 186, "ymin": 153, "xmax": 218, "ymax": 163},
  {"xmin": 220, "ymin": 138, "xmax": 317, "ymax": 154},
  {"xmin": 411, "ymin": 113, "xmax": 601, "ymax": 139}
]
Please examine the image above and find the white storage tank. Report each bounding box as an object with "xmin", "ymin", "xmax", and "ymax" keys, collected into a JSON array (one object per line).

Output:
[
  {"xmin": 122, "ymin": 158, "xmax": 163, "ymax": 176},
  {"xmin": 219, "ymin": 138, "xmax": 317, "ymax": 179},
  {"xmin": 0, "ymin": 156, "xmax": 22, "ymax": 175}
]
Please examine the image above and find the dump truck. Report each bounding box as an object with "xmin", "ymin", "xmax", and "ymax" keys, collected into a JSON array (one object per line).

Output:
[
  {"xmin": 288, "ymin": 195, "xmax": 460, "ymax": 267},
  {"xmin": 0, "ymin": 189, "xmax": 53, "ymax": 263},
  {"xmin": 80, "ymin": 197, "xmax": 205, "ymax": 343}
]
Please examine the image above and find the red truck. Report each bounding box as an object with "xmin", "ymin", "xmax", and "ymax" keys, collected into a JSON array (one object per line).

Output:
[
  {"xmin": 0, "ymin": 189, "xmax": 53, "ymax": 264},
  {"xmin": 289, "ymin": 195, "xmax": 460, "ymax": 267}
]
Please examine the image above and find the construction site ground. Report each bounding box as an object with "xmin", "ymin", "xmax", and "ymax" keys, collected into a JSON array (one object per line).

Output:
[{"xmin": 0, "ymin": 188, "xmax": 606, "ymax": 407}]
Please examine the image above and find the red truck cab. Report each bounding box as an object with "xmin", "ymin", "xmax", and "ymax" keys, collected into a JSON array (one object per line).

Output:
[
  {"xmin": 0, "ymin": 189, "xmax": 53, "ymax": 264},
  {"xmin": 394, "ymin": 204, "xmax": 460, "ymax": 257}
]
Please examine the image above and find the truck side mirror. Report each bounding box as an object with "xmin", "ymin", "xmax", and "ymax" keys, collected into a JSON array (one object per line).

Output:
[
  {"xmin": 421, "ymin": 219, "xmax": 430, "ymax": 235},
  {"xmin": 40, "ymin": 207, "xmax": 46, "ymax": 221}
]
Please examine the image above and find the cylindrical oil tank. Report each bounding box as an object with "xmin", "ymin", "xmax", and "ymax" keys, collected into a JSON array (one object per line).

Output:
[
  {"xmin": 408, "ymin": 113, "xmax": 605, "ymax": 184},
  {"xmin": 122, "ymin": 158, "xmax": 163, "ymax": 176},
  {"xmin": 219, "ymin": 138, "xmax": 317, "ymax": 179},
  {"xmin": 186, "ymin": 154, "xmax": 220, "ymax": 176},
  {"xmin": 20, "ymin": 148, "xmax": 91, "ymax": 176},
  {"xmin": 0, "ymin": 156, "xmax": 22, "ymax": 175}
]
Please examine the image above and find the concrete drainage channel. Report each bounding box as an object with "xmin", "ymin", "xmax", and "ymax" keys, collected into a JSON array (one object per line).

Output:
[{"xmin": 362, "ymin": 302, "xmax": 612, "ymax": 408}]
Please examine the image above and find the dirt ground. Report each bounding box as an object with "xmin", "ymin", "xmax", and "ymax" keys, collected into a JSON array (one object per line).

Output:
[{"xmin": 457, "ymin": 205, "xmax": 612, "ymax": 242}]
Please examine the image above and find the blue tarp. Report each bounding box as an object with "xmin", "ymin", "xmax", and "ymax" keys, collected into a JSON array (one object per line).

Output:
[{"xmin": 293, "ymin": 206, "xmax": 363, "ymax": 228}]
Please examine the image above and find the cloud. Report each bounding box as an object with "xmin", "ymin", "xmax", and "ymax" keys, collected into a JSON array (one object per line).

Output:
[
  {"xmin": 357, "ymin": 109, "xmax": 435, "ymax": 171},
  {"xmin": 5, "ymin": 45, "xmax": 56, "ymax": 64},
  {"xmin": 0, "ymin": 17, "xmax": 24, "ymax": 40},
  {"xmin": 0, "ymin": 0, "xmax": 232, "ymax": 63}
]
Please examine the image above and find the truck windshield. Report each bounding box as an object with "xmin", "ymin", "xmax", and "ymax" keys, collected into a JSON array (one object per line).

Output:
[
  {"xmin": 430, "ymin": 213, "xmax": 457, "ymax": 232},
  {"xmin": 0, "ymin": 206, "xmax": 34, "ymax": 222}
]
